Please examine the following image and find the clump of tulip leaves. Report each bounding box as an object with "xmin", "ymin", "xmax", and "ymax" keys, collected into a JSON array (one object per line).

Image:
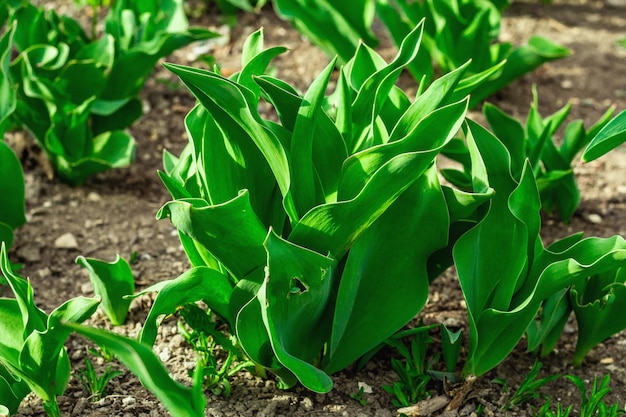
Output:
[
  {"xmin": 155, "ymin": 23, "xmax": 479, "ymax": 392},
  {"xmin": 149, "ymin": 22, "xmax": 626, "ymax": 395},
  {"xmin": 273, "ymin": 0, "xmax": 570, "ymax": 107},
  {"xmin": 0, "ymin": 0, "xmax": 217, "ymax": 185}
]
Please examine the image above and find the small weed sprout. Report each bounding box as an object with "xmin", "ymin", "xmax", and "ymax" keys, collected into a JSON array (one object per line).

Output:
[
  {"xmin": 77, "ymin": 356, "xmax": 122, "ymax": 402},
  {"xmin": 177, "ymin": 303, "xmax": 254, "ymax": 397},
  {"xmin": 383, "ymin": 328, "xmax": 435, "ymax": 407},
  {"xmin": 495, "ymin": 359, "xmax": 559, "ymax": 409}
]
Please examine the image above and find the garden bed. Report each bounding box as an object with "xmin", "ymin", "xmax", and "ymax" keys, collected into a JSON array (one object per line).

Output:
[{"xmin": 6, "ymin": 0, "xmax": 626, "ymax": 415}]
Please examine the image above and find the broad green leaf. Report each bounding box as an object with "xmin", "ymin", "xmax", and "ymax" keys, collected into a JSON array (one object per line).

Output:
[
  {"xmin": 289, "ymin": 57, "xmax": 336, "ymax": 218},
  {"xmin": 236, "ymin": 45, "xmax": 288, "ymax": 99},
  {"xmin": 376, "ymin": 0, "xmax": 434, "ymax": 83},
  {"xmin": 582, "ymin": 108, "xmax": 626, "ymax": 163},
  {"xmin": 51, "ymin": 129, "xmax": 136, "ymax": 186},
  {"xmin": 91, "ymin": 98, "xmax": 143, "ymax": 135},
  {"xmin": 20, "ymin": 296, "xmax": 99, "ymax": 399},
  {"xmin": 273, "ymin": 0, "xmax": 377, "ymax": 64},
  {"xmin": 255, "ymin": 75, "xmax": 302, "ymax": 131},
  {"xmin": 571, "ymin": 270, "xmax": 626, "ymax": 366},
  {"xmin": 65, "ymin": 323, "xmax": 206, "ymax": 417},
  {"xmin": 76, "ymin": 255, "xmax": 135, "ymax": 326},
  {"xmin": 339, "ymin": 98, "xmax": 468, "ymax": 201},
  {"xmin": 454, "ymin": 122, "xmax": 541, "ymax": 376},
  {"xmin": 326, "ymin": 166, "xmax": 448, "ymax": 373},
  {"xmin": 241, "ymin": 28, "xmax": 264, "ymax": 67},
  {"xmin": 139, "ymin": 266, "xmax": 234, "ymax": 346},
  {"xmin": 526, "ymin": 288, "xmax": 571, "ymax": 356},
  {"xmin": 157, "ymin": 192, "xmax": 267, "ymax": 280},
  {"xmin": 468, "ymin": 236, "xmax": 626, "ymax": 376},
  {"xmin": 0, "ymin": 22, "xmax": 16, "ymax": 128},
  {"xmin": 0, "ymin": 244, "xmax": 47, "ymax": 335},
  {"xmin": 259, "ymin": 230, "xmax": 334, "ymax": 393},
  {"xmin": 483, "ymin": 102, "xmax": 525, "ymax": 177},
  {"xmin": 101, "ymin": 28, "xmax": 217, "ymax": 100},
  {"xmin": 0, "ymin": 364, "xmax": 29, "ymax": 415},
  {"xmin": 184, "ymin": 103, "xmax": 279, "ymax": 224},
  {"xmin": 0, "ymin": 142, "xmax": 26, "ymax": 232},
  {"xmin": 0, "ymin": 298, "xmax": 24, "ymax": 367}
]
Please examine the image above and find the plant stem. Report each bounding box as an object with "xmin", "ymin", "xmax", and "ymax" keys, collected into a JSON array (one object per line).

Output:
[{"xmin": 42, "ymin": 398, "xmax": 60, "ymax": 417}]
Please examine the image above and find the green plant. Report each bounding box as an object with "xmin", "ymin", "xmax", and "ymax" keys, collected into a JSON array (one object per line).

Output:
[
  {"xmin": 273, "ymin": 0, "xmax": 377, "ymax": 64},
  {"xmin": 383, "ymin": 328, "xmax": 435, "ymax": 407},
  {"xmin": 176, "ymin": 302, "xmax": 255, "ymax": 396},
  {"xmin": 537, "ymin": 375, "xmax": 625, "ymax": 417},
  {"xmin": 0, "ymin": 244, "xmax": 100, "ymax": 417},
  {"xmin": 271, "ymin": 0, "xmax": 568, "ymax": 107},
  {"xmin": 2, "ymin": 0, "xmax": 217, "ymax": 185},
  {"xmin": 76, "ymin": 254, "xmax": 135, "ymax": 326},
  {"xmin": 0, "ymin": 141, "xmax": 25, "ymax": 254},
  {"xmin": 77, "ymin": 355, "xmax": 122, "ymax": 402},
  {"xmin": 350, "ymin": 385, "xmax": 368, "ymax": 406},
  {"xmin": 452, "ymin": 120, "xmax": 626, "ymax": 377},
  {"xmin": 495, "ymin": 360, "xmax": 558, "ymax": 409},
  {"xmin": 582, "ymin": 108, "xmax": 626, "ymax": 163},
  {"xmin": 442, "ymin": 87, "xmax": 614, "ymax": 222},
  {"xmin": 381, "ymin": 323, "xmax": 461, "ymax": 407},
  {"xmin": 152, "ymin": 24, "xmax": 491, "ymax": 392},
  {"xmin": 0, "ymin": 23, "xmax": 25, "ymax": 255},
  {"xmin": 377, "ymin": 0, "xmax": 570, "ymax": 106}
]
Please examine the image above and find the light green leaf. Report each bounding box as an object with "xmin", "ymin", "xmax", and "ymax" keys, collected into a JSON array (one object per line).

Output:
[
  {"xmin": 157, "ymin": 192, "xmax": 268, "ymax": 280},
  {"xmin": 76, "ymin": 254, "xmax": 135, "ymax": 326},
  {"xmin": 0, "ymin": 22, "xmax": 16, "ymax": 128},
  {"xmin": 139, "ymin": 266, "xmax": 234, "ymax": 346},
  {"xmin": 582, "ymin": 109, "xmax": 626, "ymax": 163},
  {"xmin": 0, "ymin": 142, "xmax": 26, "ymax": 233}
]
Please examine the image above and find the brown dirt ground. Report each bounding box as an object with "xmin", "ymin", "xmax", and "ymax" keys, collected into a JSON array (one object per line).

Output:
[{"xmin": 4, "ymin": 0, "xmax": 626, "ymax": 416}]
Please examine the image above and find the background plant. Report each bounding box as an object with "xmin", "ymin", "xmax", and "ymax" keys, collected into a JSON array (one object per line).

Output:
[
  {"xmin": 442, "ymin": 87, "xmax": 614, "ymax": 222},
  {"xmin": 269, "ymin": 0, "xmax": 569, "ymax": 108},
  {"xmin": 0, "ymin": 23, "xmax": 25, "ymax": 255},
  {"xmin": 1, "ymin": 0, "xmax": 217, "ymax": 185}
]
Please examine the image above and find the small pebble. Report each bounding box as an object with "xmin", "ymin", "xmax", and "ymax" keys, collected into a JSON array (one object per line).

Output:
[
  {"xmin": 587, "ymin": 213, "xmax": 603, "ymax": 224},
  {"xmin": 17, "ymin": 246, "xmax": 41, "ymax": 262},
  {"xmin": 87, "ymin": 191, "xmax": 102, "ymax": 202},
  {"xmin": 54, "ymin": 232, "xmax": 78, "ymax": 249},
  {"xmin": 158, "ymin": 347, "xmax": 171, "ymax": 362}
]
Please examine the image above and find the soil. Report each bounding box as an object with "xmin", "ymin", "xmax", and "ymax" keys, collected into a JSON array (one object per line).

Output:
[{"xmin": 4, "ymin": 0, "xmax": 626, "ymax": 416}]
